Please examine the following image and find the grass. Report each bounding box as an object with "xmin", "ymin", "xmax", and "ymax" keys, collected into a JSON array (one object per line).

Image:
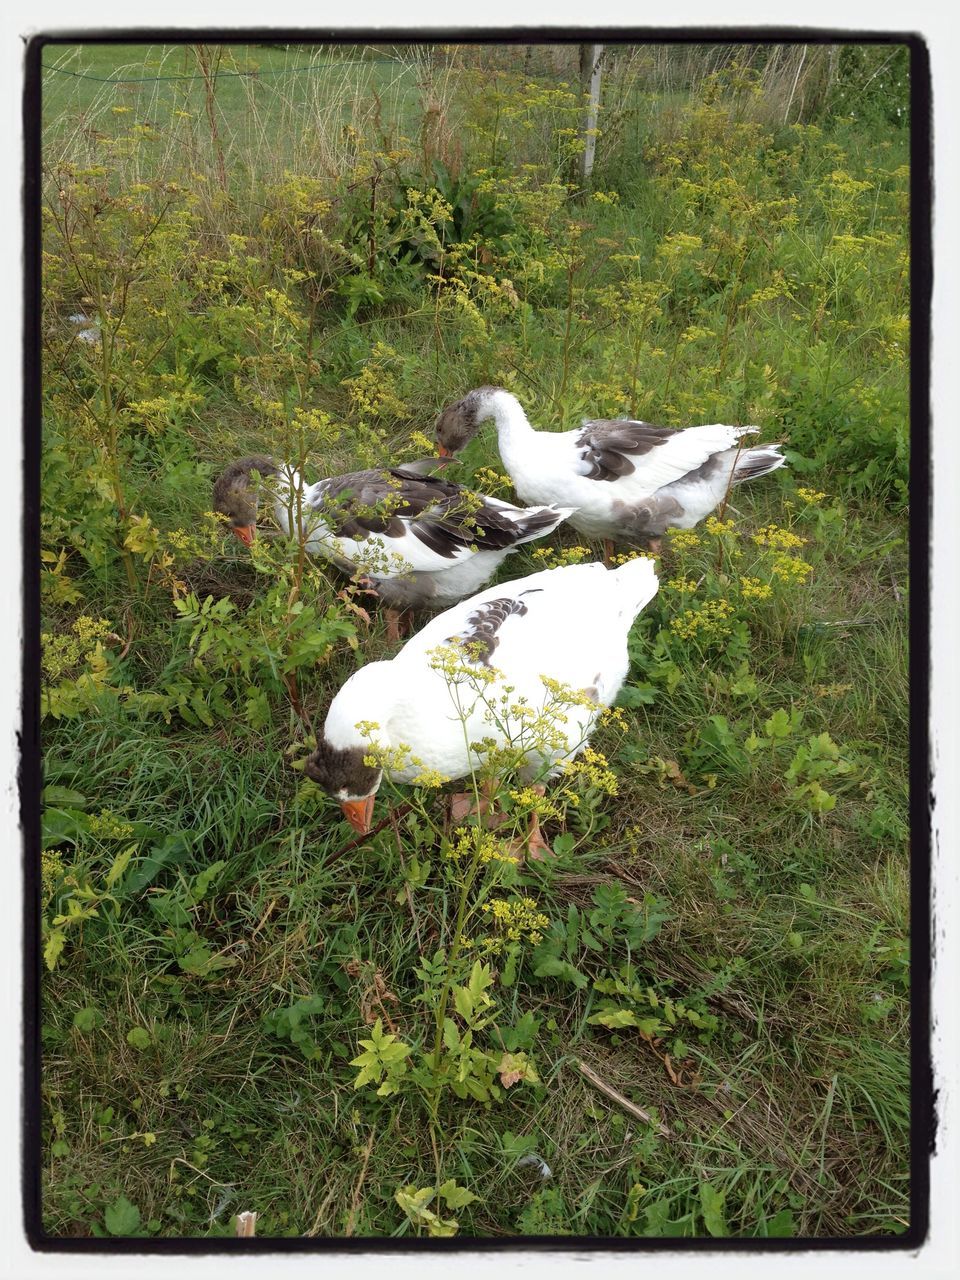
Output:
[{"xmin": 37, "ymin": 41, "xmax": 911, "ymax": 1242}]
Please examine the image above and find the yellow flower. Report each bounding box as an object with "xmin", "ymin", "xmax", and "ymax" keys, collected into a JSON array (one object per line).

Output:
[
  {"xmin": 739, "ymin": 576, "xmax": 772, "ymax": 600},
  {"xmin": 796, "ymin": 487, "xmax": 828, "ymax": 504},
  {"xmin": 770, "ymin": 554, "xmax": 813, "ymax": 584},
  {"xmin": 668, "ymin": 529, "xmax": 701, "ymax": 551},
  {"xmin": 705, "ymin": 515, "xmax": 736, "ymax": 536},
  {"xmin": 446, "ymin": 827, "xmax": 518, "ymax": 866},
  {"xmin": 752, "ymin": 524, "xmax": 806, "ymax": 551}
]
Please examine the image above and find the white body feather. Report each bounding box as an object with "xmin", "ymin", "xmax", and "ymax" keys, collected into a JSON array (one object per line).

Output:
[{"xmin": 322, "ymin": 558, "xmax": 659, "ymax": 784}]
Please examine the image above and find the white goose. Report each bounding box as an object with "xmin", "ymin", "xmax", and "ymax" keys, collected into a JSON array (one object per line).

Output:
[
  {"xmin": 435, "ymin": 387, "xmax": 786, "ymax": 559},
  {"xmin": 212, "ymin": 455, "xmax": 573, "ymax": 637},
  {"xmin": 303, "ymin": 556, "xmax": 659, "ymax": 847}
]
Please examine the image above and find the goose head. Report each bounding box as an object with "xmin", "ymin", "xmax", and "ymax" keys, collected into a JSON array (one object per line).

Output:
[
  {"xmin": 303, "ymin": 740, "xmax": 383, "ymax": 834},
  {"xmin": 435, "ymin": 385, "xmax": 511, "ymax": 457},
  {"xmin": 212, "ymin": 456, "xmax": 278, "ymax": 546}
]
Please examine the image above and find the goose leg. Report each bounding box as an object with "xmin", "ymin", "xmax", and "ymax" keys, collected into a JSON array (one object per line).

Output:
[
  {"xmin": 603, "ymin": 538, "xmax": 615, "ymax": 567},
  {"xmin": 449, "ymin": 776, "xmax": 499, "ymax": 825},
  {"xmin": 525, "ymin": 784, "xmax": 554, "ymax": 861},
  {"xmin": 385, "ymin": 608, "xmax": 403, "ymax": 642}
]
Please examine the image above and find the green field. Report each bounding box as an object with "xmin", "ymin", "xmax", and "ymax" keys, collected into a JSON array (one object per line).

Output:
[{"xmin": 38, "ymin": 41, "xmax": 911, "ymax": 1241}]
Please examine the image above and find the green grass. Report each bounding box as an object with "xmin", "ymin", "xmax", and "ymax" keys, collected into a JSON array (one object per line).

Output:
[{"xmin": 38, "ymin": 43, "xmax": 911, "ymax": 1242}]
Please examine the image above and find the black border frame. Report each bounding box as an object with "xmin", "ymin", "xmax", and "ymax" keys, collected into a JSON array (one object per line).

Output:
[{"xmin": 21, "ymin": 27, "xmax": 933, "ymax": 1255}]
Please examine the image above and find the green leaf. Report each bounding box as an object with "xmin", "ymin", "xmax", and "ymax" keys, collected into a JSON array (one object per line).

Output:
[
  {"xmin": 438, "ymin": 1179, "xmax": 479, "ymax": 1210},
  {"xmin": 41, "ymin": 785, "xmax": 88, "ymax": 809},
  {"xmin": 43, "ymin": 929, "xmax": 66, "ymax": 970},
  {"xmin": 105, "ymin": 1194, "xmax": 141, "ymax": 1236},
  {"xmin": 616, "ymin": 682, "xmax": 657, "ymax": 707},
  {"xmin": 126, "ymin": 1026, "xmax": 151, "ymax": 1050},
  {"xmin": 764, "ymin": 1208, "xmax": 795, "ymax": 1237},
  {"xmin": 191, "ymin": 860, "xmax": 227, "ymax": 903},
  {"xmin": 106, "ymin": 844, "xmax": 135, "ymax": 890},
  {"xmin": 73, "ymin": 1006, "xmax": 100, "ymax": 1032},
  {"xmin": 121, "ymin": 831, "xmax": 195, "ymax": 896},
  {"xmin": 532, "ymin": 955, "xmax": 589, "ymax": 989},
  {"xmin": 699, "ymin": 1181, "xmax": 727, "ymax": 1237},
  {"xmin": 41, "ymin": 806, "xmax": 90, "ymax": 850},
  {"xmin": 587, "ymin": 1008, "xmax": 639, "ymax": 1029},
  {"xmin": 442, "ymin": 1018, "xmax": 460, "ymax": 1052}
]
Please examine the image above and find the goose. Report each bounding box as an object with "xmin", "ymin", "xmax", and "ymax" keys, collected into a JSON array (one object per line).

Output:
[
  {"xmin": 302, "ymin": 555, "xmax": 659, "ymax": 852},
  {"xmin": 435, "ymin": 386, "xmax": 786, "ymax": 560},
  {"xmin": 212, "ymin": 455, "xmax": 574, "ymax": 638}
]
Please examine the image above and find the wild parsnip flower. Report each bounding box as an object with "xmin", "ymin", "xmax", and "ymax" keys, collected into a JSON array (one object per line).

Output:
[
  {"xmin": 86, "ymin": 809, "xmax": 135, "ymax": 841},
  {"xmin": 610, "ymin": 550, "xmax": 656, "ymax": 565},
  {"xmin": 598, "ymin": 704, "xmax": 628, "ymax": 729},
  {"xmin": 705, "ymin": 515, "xmax": 736, "ymax": 536},
  {"xmin": 669, "ymin": 599, "xmax": 735, "ymax": 644},
  {"xmin": 770, "ymin": 554, "xmax": 813, "ymax": 584},
  {"xmin": 796, "ymin": 487, "xmax": 828, "ymax": 504},
  {"xmin": 509, "ymin": 787, "xmax": 562, "ymax": 820},
  {"xmin": 666, "ymin": 575, "xmax": 698, "ymax": 595},
  {"xmin": 563, "ymin": 746, "xmax": 618, "ymax": 795},
  {"xmin": 480, "ymin": 896, "xmax": 549, "ymax": 946},
  {"xmin": 530, "ymin": 546, "xmax": 555, "ymax": 563},
  {"xmin": 446, "ymin": 827, "xmax": 518, "ymax": 866},
  {"xmin": 41, "ymin": 849, "xmax": 64, "ymax": 908},
  {"xmin": 668, "ymin": 529, "xmax": 701, "ymax": 551},
  {"xmin": 739, "ymin": 576, "xmax": 773, "ymax": 600},
  {"xmin": 752, "ymin": 524, "xmax": 806, "ymax": 551},
  {"xmin": 539, "ymin": 676, "xmax": 598, "ymax": 710}
]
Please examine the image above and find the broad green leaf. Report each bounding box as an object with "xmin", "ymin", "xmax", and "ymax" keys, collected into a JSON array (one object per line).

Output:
[
  {"xmin": 438, "ymin": 1180, "xmax": 479, "ymax": 1210},
  {"xmin": 43, "ymin": 929, "xmax": 66, "ymax": 970},
  {"xmin": 105, "ymin": 1194, "xmax": 141, "ymax": 1236},
  {"xmin": 73, "ymin": 1006, "xmax": 100, "ymax": 1032},
  {"xmin": 699, "ymin": 1181, "xmax": 727, "ymax": 1237}
]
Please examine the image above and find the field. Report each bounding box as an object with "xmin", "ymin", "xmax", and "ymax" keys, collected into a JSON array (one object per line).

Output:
[{"xmin": 37, "ymin": 41, "xmax": 912, "ymax": 1241}]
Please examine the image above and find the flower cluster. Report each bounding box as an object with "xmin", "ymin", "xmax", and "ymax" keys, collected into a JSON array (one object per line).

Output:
[
  {"xmin": 480, "ymin": 896, "xmax": 549, "ymax": 947},
  {"xmin": 562, "ymin": 746, "xmax": 619, "ymax": 796},
  {"xmin": 796, "ymin": 487, "xmax": 828, "ymax": 504},
  {"xmin": 41, "ymin": 849, "xmax": 64, "ymax": 908},
  {"xmin": 86, "ymin": 809, "xmax": 135, "ymax": 841},
  {"xmin": 445, "ymin": 827, "xmax": 518, "ymax": 867},
  {"xmin": 752, "ymin": 524, "xmax": 806, "ymax": 551},
  {"xmin": 667, "ymin": 529, "xmax": 701, "ymax": 552},
  {"xmin": 738, "ymin": 576, "xmax": 773, "ymax": 600},
  {"xmin": 704, "ymin": 515, "xmax": 736, "ymax": 536},
  {"xmin": 770, "ymin": 554, "xmax": 813, "ymax": 585},
  {"xmin": 530, "ymin": 544, "xmax": 592, "ymax": 566},
  {"xmin": 665, "ymin": 575, "xmax": 698, "ymax": 595},
  {"xmin": 508, "ymin": 787, "xmax": 562, "ymax": 820},
  {"xmin": 669, "ymin": 598, "xmax": 735, "ymax": 644},
  {"xmin": 609, "ymin": 550, "xmax": 657, "ymax": 566}
]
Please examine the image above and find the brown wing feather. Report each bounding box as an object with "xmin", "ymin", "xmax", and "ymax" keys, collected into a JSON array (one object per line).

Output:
[
  {"xmin": 317, "ymin": 469, "xmax": 556, "ymax": 560},
  {"xmin": 576, "ymin": 420, "xmax": 677, "ymax": 482}
]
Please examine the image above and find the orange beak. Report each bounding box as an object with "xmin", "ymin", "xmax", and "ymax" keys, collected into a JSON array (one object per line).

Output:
[
  {"xmin": 232, "ymin": 524, "xmax": 256, "ymax": 547},
  {"xmin": 341, "ymin": 795, "xmax": 375, "ymax": 835},
  {"xmin": 437, "ymin": 444, "xmax": 452, "ymax": 459}
]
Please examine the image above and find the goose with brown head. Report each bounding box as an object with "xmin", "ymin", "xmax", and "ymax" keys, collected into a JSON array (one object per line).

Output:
[
  {"xmin": 211, "ymin": 455, "xmax": 279, "ymax": 547},
  {"xmin": 303, "ymin": 741, "xmax": 383, "ymax": 835}
]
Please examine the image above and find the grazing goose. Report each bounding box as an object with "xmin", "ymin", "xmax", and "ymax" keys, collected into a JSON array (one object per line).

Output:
[
  {"xmin": 303, "ymin": 555, "xmax": 659, "ymax": 849},
  {"xmin": 212, "ymin": 455, "xmax": 573, "ymax": 637},
  {"xmin": 435, "ymin": 386, "xmax": 786, "ymax": 559}
]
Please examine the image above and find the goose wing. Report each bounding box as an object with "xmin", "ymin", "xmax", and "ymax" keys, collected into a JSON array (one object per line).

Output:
[
  {"xmin": 574, "ymin": 420, "xmax": 759, "ymax": 494},
  {"xmin": 313, "ymin": 469, "xmax": 565, "ymax": 574}
]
